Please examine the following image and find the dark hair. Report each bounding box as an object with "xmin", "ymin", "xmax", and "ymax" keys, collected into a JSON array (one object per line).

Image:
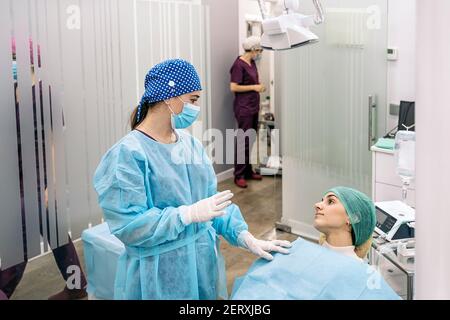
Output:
[{"xmin": 130, "ymin": 101, "xmax": 157, "ymax": 130}]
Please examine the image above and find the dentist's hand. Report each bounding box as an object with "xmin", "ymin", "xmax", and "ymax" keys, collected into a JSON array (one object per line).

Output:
[
  {"xmin": 238, "ymin": 231, "xmax": 292, "ymax": 261},
  {"xmin": 180, "ymin": 190, "xmax": 234, "ymax": 225}
]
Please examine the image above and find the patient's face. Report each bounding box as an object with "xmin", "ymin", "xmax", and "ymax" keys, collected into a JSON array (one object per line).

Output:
[{"xmin": 313, "ymin": 193, "xmax": 349, "ymax": 233}]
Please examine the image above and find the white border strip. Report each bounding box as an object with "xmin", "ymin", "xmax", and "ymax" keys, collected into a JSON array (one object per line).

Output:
[{"xmin": 216, "ymin": 168, "xmax": 234, "ymax": 183}]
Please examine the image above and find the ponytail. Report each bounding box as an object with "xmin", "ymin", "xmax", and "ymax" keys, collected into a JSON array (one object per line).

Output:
[
  {"xmin": 130, "ymin": 102, "xmax": 155, "ymax": 130},
  {"xmin": 354, "ymin": 238, "xmax": 372, "ymax": 259}
]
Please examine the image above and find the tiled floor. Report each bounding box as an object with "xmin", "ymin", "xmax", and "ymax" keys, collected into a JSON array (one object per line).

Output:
[{"xmin": 11, "ymin": 176, "xmax": 298, "ymax": 300}]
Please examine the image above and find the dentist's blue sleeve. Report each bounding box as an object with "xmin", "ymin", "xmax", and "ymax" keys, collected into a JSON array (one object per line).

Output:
[
  {"xmin": 203, "ymin": 149, "xmax": 248, "ymax": 247},
  {"xmin": 93, "ymin": 143, "xmax": 186, "ymax": 248}
]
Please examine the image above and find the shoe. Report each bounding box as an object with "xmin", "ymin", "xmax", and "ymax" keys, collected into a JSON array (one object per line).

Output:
[
  {"xmin": 248, "ymin": 172, "xmax": 263, "ymax": 180},
  {"xmin": 48, "ymin": 287, "xmax": 88, "ymax": 300},
  {"xmin": 234, "ymin": 177, "xmax": 248, "ymax": 188}
]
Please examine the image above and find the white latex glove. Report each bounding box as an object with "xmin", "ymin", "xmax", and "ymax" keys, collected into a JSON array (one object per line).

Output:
[
  {"xmin": 180, "ymin": 190, "xmax": 234, "ymax": 225},
  {"xmin": 238, "ymin": 231, "xmax": 292, "ymax": 261}
]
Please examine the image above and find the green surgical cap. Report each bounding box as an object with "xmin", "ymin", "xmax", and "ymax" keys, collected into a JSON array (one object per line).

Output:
[{"xmin": 325, "ymin": 187, "xmax": 376, "ymax": 246}]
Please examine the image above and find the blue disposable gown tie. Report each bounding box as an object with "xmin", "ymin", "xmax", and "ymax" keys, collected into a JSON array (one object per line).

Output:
[
  {"xmin": 231, "ymin": 238, "xmax": 401, "ymax": 300},
  {"xmin": 93, "ymin": 130, "xmax": 248, "ymax": 300}
]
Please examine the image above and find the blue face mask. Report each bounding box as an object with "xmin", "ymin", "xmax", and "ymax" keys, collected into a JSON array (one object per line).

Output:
[{"xmin": 167, "ymin": 97, "xmax": 200, "ymax": 129}]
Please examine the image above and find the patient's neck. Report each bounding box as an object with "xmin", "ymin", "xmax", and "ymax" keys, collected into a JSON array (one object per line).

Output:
[{"xmin": 325, "ymin": 231, "xmax": 354, "ymax": 248}]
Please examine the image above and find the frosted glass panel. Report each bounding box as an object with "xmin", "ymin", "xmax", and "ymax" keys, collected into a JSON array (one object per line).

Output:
[
  {"xmin": 12, "ymin": 0, "xmax": 42, "ymax": 258},
  {"xmin": 59, "ymin": 0, "xmax": 90, "ymax": 242},
  {"xmin": 278, "ymin": 0, "xmax": 388, "ymax": 238},
  {"xmin": 44, "ymin": 0, "xmax": 70, "ymax": 249},
  {"xmin": 0, "ymin": 0, "xmax": 211, "ymax": 266},
  {"xmin": 0, "ymin": 0, "xmax": 24, "ymax": 269}
]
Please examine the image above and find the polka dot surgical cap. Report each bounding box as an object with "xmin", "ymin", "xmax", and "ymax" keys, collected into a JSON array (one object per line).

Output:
[{"xmin": 139, "ymin": 59, "xmax": 202, "ymax": 107}]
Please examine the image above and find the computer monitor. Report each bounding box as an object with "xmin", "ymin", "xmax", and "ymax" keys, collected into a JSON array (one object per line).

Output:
[{"xmin": 398, "ymin": 101, "xmax": 415, "ymax": 132}]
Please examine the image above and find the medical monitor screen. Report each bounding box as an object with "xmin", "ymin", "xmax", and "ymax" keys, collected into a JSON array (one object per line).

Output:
[
  {"xmin": 376, "ymin": 209, "xmax": 387, "ymax": 224},
  {"xmin": 398, "ymin": 101, "xmax": 415, "ymax": 132},
  {"xmin": 375, "ymin": 207, "xmax": 397, "ymax": 234}
]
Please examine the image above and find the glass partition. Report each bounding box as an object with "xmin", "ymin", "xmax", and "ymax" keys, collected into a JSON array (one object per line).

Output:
[
  {"xmin": 276, "ymin": 0, "xmax": 388, "ymax": 238},
  {"xmin": 0, "ymin": 0, "xmax": 211, "ymax": 268}
]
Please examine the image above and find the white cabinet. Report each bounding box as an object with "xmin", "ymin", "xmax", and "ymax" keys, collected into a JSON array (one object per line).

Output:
[{"xmin": 371, "ymin": 146, "xmax": 416, "ymax": 207}]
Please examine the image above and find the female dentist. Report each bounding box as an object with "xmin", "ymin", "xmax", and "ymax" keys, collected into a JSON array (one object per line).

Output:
[{"xmin": 94, "ymin": 59, "xmax": 291, "ymax": 300}]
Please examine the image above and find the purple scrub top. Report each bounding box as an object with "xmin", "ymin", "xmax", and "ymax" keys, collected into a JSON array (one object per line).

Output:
[{"xmin": 230, "ymin": 57, "xmax": 260, "ymax": 117}]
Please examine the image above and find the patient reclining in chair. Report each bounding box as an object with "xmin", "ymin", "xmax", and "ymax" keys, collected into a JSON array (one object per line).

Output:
[{"xmin": 232, "ymin": 187, "xmax": 400, "ymax": 300}]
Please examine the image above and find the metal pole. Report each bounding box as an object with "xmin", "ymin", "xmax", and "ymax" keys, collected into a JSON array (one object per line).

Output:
[{"xmin": 257, "ymin": 0, "xmax": 268, "ymax": 20}]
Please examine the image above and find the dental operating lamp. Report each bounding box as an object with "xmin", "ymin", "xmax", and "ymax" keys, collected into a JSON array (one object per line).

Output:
[{"xmin": 257, "ymin": 0, "xmax": 324, "ymax": 50}]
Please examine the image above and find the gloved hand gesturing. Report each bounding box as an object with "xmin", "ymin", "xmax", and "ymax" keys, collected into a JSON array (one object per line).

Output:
[
  {"xmin": 180, "ymin": 190, "xmax": 234, "ymax": 225},
  {"xmin": 238, "ymin": 231, "xmax": 292, "ymax": 261}
]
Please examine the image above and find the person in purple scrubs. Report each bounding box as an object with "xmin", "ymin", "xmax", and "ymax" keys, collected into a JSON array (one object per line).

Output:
[{"xmin": 230, "ymin": 36, "xmax": 265, "ymax": 188}]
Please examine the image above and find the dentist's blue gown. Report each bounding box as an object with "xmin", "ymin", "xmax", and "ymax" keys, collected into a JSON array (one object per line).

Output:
[{"xmin": 94, "ymin": 129, "xmax": 248, "ymax": 300}]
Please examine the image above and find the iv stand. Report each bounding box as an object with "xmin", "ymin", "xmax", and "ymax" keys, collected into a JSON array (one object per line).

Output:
[{"xmin": 399, "ymin": 124, "xmax": 415, "ymax": 204}]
